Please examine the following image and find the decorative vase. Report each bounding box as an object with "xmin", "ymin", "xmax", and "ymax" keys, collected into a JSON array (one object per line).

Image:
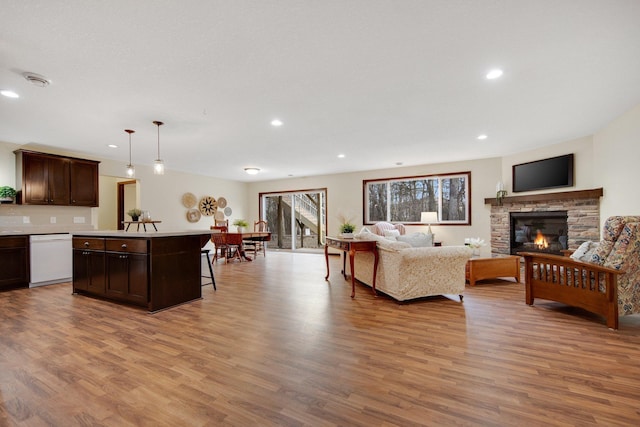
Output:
[
  {"xmin": 237, "ymin": 226, "xmax": 244, "ymax": 233},
  {"xmin": 131, "ymin": 216, "xmax": 139, "ymax": 222}
]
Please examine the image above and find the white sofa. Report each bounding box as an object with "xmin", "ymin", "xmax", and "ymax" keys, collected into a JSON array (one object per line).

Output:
[{"xmin": 352, "ymin": 232, "xmax": 472, "ymax": 301}]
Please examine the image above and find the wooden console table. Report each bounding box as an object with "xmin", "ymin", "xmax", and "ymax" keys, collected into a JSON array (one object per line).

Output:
[
  {"xmin": 325, "ymin": 236, "xmax": 378, "ymax": 298},
  {"xmin": 466, "ymin": 255, "xmax": 521, "ymax": 286}
]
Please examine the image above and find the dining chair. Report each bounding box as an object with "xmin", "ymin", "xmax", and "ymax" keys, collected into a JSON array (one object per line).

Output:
[
  {"xmin": 210, "ymin": 231, "xmax": 241, "ymax": 263},
  {"xmin": 215, "ymin": 219, "xmax": 229, "ymax": 228},
  {"xmin": 244, "ymin": 220, "xmax": 268, "ymax": 258}
]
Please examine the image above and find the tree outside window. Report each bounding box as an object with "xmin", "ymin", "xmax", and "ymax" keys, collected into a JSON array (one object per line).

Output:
[{"xmin": 364, "ymin": 172, "xmax": 470, "ymax": 225}]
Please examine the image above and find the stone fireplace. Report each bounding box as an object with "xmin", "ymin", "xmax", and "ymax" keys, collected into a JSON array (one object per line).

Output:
[{"xmin": 486, "ymin": 188, "xmax": 603, "ymax": 256}]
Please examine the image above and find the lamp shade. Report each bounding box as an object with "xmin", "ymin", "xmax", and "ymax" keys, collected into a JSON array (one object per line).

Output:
[{"xmin": 420, "ymin": 212, "xmax": 438, "ymax": 224}]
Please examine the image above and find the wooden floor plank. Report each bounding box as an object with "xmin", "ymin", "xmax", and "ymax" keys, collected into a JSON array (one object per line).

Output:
[{"xmin": 1, "ymin": 251, "xmax": 640, "ymax": 426}]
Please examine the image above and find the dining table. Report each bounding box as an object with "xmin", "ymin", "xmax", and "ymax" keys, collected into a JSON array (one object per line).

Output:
[{"xmin": 212, "ymin": 231, "xmax": 271, "ymax": 261}]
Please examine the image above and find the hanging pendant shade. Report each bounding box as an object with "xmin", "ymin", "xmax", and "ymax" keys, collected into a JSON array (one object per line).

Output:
[
  {"xmin": 125, "ymin": 129, "xmax": 135, "ymax": 178},
  {"xmin": 153, "ymin": 120, "xmax": 165, "ymax": 175}
]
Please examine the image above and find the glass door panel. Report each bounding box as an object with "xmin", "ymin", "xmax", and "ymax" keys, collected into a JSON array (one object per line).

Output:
[{"xmin": 262, "ymin": 189, "xmax": 326, "ymax": 251}]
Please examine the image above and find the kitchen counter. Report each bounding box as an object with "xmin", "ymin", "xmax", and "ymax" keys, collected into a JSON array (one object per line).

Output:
[
  {"xmin": 72, "ymin": 229, "xmax": 212, "ymax": 238},
  {"xmin": 72, "ymin": 230, "xmax": 212, "ymax": 311}
]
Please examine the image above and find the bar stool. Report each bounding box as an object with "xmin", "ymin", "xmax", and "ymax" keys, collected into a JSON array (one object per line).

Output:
[{"xmin": 201, "ymin": 249, "xmax": 216, "ymax": 290}]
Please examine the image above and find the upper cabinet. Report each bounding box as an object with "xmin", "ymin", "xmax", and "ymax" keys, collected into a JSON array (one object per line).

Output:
[
  {"xmin": 70, "ymin": 158, "xmax": 99, "ymax": 206},
  {"xmin": 15, "ymin": 150, "xmax": 100, "ymax": 207}
]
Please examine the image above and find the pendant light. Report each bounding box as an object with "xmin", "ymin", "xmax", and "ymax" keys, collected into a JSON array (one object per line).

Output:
[
  {"xmin": 125, "ymin": 129, "xmax": 135, "ymax": 178},
  {"xmin": 153, "ymin": 120, "xmax": 165, "ymax": 175}
]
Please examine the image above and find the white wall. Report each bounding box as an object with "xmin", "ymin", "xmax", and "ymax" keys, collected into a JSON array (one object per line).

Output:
[
  {"xmin": 3, "ymin": 100, "xmax": 639, "ymax": 239},
  {"xmin": 0, "ymin": 142, "xmax": 17, "ymax": 188},
  {"xmin": 0, "ymin": 141, "xmax": 249, "ymax": 232},
  {"xmin": 248, "ymin": 157, "xmax": 501, "ymax": 256},
  {"xmin": 500, "ymin": 135, "xmax": 595, "ymax": 195},
  {"xmin": 594, "ymin": 103, "xmax": 640, "ymax": 223}
]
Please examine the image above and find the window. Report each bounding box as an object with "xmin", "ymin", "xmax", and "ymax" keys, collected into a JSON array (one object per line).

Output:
[{"xmin": 364, "ymin": 172, "xmax": 470, "ymax": 225}]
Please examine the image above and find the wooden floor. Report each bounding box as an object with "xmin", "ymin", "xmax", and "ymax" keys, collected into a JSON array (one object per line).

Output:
[{"xmin": 2, "ymin": 252, "xmax": 640, "ymax": 426}]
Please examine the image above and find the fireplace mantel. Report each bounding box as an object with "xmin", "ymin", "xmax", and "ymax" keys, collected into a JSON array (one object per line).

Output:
[{"xmin": 484, "ymin": 188, "xmax": 603, "ymax": 206}]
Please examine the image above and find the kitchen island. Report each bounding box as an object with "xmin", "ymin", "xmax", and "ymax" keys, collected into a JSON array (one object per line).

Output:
[{"xmin": 72, "ymin": 230, "xmax": 211, "ymax": 312}]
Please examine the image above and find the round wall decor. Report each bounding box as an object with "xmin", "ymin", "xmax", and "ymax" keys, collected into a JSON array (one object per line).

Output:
[
  {"xmin": 224, "ymin": 207, "xmax": 232, "ymax": 216},
  {"xmin": 199, "ymin": 196, "xmax": 217, "ymax": 216},
  {"xmin": 214, "ymin": 210, "xmax": 225, "ymax": 221},
  {"xmin": 181, "ymin": 192, "xmax": 197, "ymax": 208},
  {"xmin": 217, "ymin": 197, "xmax": 227, "ymax": 208},
  {"xmin": 186, "ymin": 208, "xmax": 201, "ymax": 223}
]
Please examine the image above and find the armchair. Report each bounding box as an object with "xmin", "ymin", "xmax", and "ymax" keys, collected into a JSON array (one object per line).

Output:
[{"xmin": 521, "ymin": 215, "xmax": 640, "ymax": 329}]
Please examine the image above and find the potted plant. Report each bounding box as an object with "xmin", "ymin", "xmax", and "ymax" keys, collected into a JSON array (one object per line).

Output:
[
  {"xmin": 127, "ymin": 208, "xmax": 142, "ymax": 221},
  {"xmin": 0, "ymin": 186, "xmax": 16, "ymax": 204},
  {"xmin": 339, "ymin": 222, "xmax": 356, "ymax": 238},
  {"xmin": 337, "ymin": 211, "xmax": 356, "ymax": 238},
  {"xmin": 233, "ymin": 219, "xmax": 249, "ymax": 233}
]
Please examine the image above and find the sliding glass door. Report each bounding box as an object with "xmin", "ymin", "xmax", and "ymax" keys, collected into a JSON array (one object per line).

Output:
[{"xmin": 260, "ymin": 189, "xmax": 326, "ymax": 251}]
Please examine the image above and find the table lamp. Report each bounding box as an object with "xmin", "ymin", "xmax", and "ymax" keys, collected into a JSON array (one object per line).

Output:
[{"xmin": 420, "ymin": 211, "xmax": 438, "ymax": 235}]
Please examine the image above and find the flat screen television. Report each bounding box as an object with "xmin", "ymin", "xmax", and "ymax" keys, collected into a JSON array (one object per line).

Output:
[{"xmin": 512, "ymin": 154, "xmax": 574, "ymax": 192}]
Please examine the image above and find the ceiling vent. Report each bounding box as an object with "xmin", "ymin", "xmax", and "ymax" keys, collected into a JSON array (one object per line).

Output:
[{"xmin": 23, "ymin": 72, "xmax": 50, "ymax": 87}]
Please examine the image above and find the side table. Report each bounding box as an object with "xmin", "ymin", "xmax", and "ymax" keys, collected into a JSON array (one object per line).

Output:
[{"xmin": 325, "ymin": 237, "xmax": 378, "ymax": 298}]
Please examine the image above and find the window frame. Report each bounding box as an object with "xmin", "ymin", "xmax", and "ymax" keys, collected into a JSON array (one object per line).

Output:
[{"xmin": 363, "ymin": 171, "xmax": 471, "ymax": 226}]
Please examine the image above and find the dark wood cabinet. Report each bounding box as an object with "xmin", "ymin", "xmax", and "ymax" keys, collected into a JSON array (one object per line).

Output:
[
  {"xmin": 105, "ymin": 239, "xmax": 148, "ymax": 306},
  {"xmin": 72, "ymin": 238, "xmax": 105, "ymax": 294},
  {"xmin": 21, "ymin": 152, "xmax": 70, "ymax": 205},
  {"xmin": 0, "ymin": 236, "xmax": 29, "ymax": 290},
  {"xmin": 70, "ymin": 159, "xmax": 99, "ymax": 206},
  {"xmin": 73, "ymin": 237, "xmax": 149, "ymax": 308},
  {"xmin": 16, "ymin": 150, "xmax": 99, "ymax": 207},
  {"xmin": 72, "ymin": 233, "xmax": 208, "ymax": 311}
]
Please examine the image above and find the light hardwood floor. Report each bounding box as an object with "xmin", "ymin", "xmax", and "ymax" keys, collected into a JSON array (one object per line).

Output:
[{"xmin": 1, "ymin": 252, "xmax": 640, "ymax": 426}]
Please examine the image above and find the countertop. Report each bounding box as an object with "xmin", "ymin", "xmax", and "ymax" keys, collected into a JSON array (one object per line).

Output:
[{"xmin": 71, "ymin": 229, "xmax": 213, "ymax": 238}]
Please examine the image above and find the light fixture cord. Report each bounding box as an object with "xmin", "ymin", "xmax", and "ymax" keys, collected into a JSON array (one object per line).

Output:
[
  {"xmin": 156, "ymin": 123, "xmax": 161, "ymax": 159},
  {"xmin": 129, "ymin": 132, "xmax": 132, "ymax": 164}
]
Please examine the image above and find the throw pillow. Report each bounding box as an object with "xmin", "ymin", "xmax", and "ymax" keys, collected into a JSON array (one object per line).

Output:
[
  {"xmin": 397, "ymin": 232, "xmax": 433, "ymax": 247},
  {"xmin": 570, "ymin": 241, "xmax": 598, "ymax": 262},
  {"xmin": 383, "ymin": 229, "xmax": 400, "ymax": 240}
]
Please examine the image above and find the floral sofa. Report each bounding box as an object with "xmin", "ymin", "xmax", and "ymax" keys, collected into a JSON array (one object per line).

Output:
[
  {"xmin": 521, "ymin": 215, "xmax": 640, "ymax": 329},
  {"xmin": 351, "ymin": 230, "xmax": 472, "ymax": 301}
]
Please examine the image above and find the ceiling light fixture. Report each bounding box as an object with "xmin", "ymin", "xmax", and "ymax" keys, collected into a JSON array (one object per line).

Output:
[
  {"xmin": 244, "ymin": 167, "xmax": 260, "ymax": 175},
  {"xmin": 271, "ymin": 119, "xmax": 283, "ymax": 127},
  {"xmin": 486, "ymin": 69, "xmax": 503, "ymax": 80},
  {"xmin": 125, "ymin": 129, "xmax": 135, "ymax": 178},
  {"xmin": 337, "ymin": 154, "xmax": 345, "ymax": 158},
  {"xmin": 108, "ymin": 144, "xmax": 118, "ymax": 148},
  {"xmin": 152, "ymin": 120, "xmax": 165, "ymax": 175},
  {"xmin": 1, "ymin": 90, "xmax": 19, "ymax": 98},
  {"xmin": 477, "ymin": 134, "xmax": 488, "ymax": 140},
  {"xmin": 23, "ymin": 72, "xmax": 50, "ymax": 87}
]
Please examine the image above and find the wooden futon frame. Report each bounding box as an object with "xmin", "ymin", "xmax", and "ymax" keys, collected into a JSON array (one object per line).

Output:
[{"xmin": 519, "ymin": 252, "xmax": 623, "ymax": 329}]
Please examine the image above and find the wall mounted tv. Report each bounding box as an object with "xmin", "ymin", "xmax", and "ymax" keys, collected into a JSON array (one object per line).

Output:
[{"xmin": 512, "ymin": 154, "xmax": 574, "ymax": 193}]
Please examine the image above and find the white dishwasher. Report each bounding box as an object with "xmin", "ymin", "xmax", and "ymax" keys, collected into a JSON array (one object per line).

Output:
[{"xmin": 29, "ymin": 234, "xmax": 73, "ymax": 287}]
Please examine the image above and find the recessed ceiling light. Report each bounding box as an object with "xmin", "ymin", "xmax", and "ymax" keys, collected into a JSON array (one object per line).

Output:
[
  {"xmin": 396, "ymin": 162, "xmax": 403, "ymax": 166},
  {"xmin": 337, "ymin": 154, "xmax": 345, "ymax": 158},
  {"xmin": 271, "ymin": 119, "xmax": 283, "ymax": 127},
  {"xmin": 108, "ymin": 144, "xmax": 118, "ymax": 148},
  {"xmin": 1, "ymin": 90, "xmax": 19, "ymax": 98},
  {"xmin": 486, "ymin": 69, "xmax": 503, "ymax": 80},
  {"xmin": 244, "ymin": 167, "xmax": 260, "ymax": 175},
  {"xmin": 477, "ymin": 134, "xmax": 488, "ymax": 140}
]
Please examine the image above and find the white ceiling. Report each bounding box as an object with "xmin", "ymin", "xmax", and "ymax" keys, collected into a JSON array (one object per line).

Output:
[{"xmin": 2, "ymin": 1, "xmax": 640, "ymax": 182}]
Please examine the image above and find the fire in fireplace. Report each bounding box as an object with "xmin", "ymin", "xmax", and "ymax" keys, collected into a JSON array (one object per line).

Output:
[{"xmin": 510, "ymin": 211, "xmax": 568, "ymax": 255}]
